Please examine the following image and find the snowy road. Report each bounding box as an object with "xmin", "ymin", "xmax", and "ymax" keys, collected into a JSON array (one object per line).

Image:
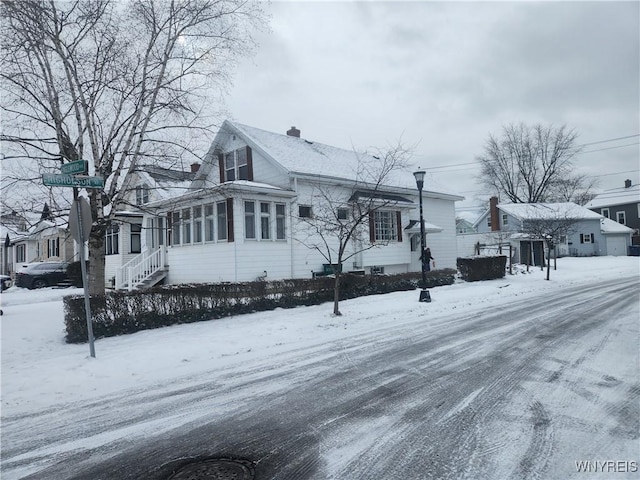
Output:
[{"xmin": 3, "ymin": 270, "xmax": 638, "ymax": 479}]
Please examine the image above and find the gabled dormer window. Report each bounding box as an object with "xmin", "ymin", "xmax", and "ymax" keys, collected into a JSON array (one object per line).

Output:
[
  {"xmin": 136, "ymin": 184, "xmax": 149, "ymax": 205},
  {"xmin": 219, "ymin": 146, "xmax": 253, "ymax": 182}
]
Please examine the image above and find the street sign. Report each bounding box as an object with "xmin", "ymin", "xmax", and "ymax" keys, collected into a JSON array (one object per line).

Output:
[
  {"xmin": 60, "ymin": 160, "xmax": 88, "ymax": 175},
  {"xmin": 43, "ymin": 173, "xmax": 103, "ymax": 189},
  {"xmin": 69, "ymin": 197, "xmax": 92, "ymax": 244}
]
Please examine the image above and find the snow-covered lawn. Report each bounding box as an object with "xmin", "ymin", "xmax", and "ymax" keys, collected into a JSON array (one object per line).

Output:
[
  {"xmin": 1, "ymin": 256, "xmax": 638, "ymax": 479},
  {"xmin": 2, "ymin": 256, "xmax": 637, "ymax": 418}
]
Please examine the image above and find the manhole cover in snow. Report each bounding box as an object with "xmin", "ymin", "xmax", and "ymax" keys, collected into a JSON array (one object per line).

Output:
[{"xmin": 167, "ymin": 458, "xmax": 254, "ymax": 480}]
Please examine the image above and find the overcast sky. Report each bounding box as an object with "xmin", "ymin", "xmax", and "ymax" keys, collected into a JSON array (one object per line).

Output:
[{"xmin": 225, "ymin": 1, "xmax": 639, "ymax": 211}]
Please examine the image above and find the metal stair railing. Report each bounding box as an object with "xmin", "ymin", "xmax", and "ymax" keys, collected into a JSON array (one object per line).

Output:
[{"xmin": 115, "ymin": 248, "xmax": 166, "ymax": 291}]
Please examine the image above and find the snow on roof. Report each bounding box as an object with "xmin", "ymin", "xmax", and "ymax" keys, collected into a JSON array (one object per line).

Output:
[
  {"xmin": 586, "ymin": 183, "xmax": 640, "ymax": 209},
  {"xmin": 600, "ymin": 216, "xmax": 634, "ymax": 234},
  {"xmin": 228, "ymin": 121, "xmax": 463, "ymax": 200},
  {"xmin": 498, "ymin": 202, "xmax": 603, "ymax": 221}
]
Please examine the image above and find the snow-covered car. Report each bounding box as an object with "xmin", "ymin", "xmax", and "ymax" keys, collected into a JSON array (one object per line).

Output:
[
  {"xmin": 15, "ymin": 262, "xmax": 70, "ymax": 289},
  {"xmin": 0, "ymin": 274, "xmax": 11, "ymax": 291}
]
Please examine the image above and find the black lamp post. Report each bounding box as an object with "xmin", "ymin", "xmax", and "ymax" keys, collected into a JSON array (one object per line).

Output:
[{"xmin": 413, "ymin": 169, "xmax": 431, "ymax": 302}]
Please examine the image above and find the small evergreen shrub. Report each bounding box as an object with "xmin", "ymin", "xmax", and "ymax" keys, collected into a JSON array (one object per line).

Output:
[
  {"xmin": 456, "ymin": 255, "xmax": 507, "ymax": 282},
  {"xmin": 63, "ymin": 269, "xmax": 456, "ymax": 343}
]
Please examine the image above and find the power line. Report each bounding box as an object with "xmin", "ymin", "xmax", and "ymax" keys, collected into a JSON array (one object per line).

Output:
[{"xmin": 419, "ymin": 133, "xmax": 639, "ymax": 172}]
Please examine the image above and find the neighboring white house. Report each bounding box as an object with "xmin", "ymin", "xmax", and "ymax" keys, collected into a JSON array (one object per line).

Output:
[
  {"xmin": 457, "ymin": 197, "xmax": 633, "ymax": 265},
  {"xmin": 109, "ymin": 121, "xmax": 464, "ymax": 290}
]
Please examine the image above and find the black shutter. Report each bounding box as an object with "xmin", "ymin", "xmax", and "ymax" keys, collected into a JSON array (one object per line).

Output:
[
  {"xmin": 396, "ymin": 211, "xmax": 402, "ymax": 242},
  {"xmin": 246, "ymin": 146, "xmax": 254, "ymax": 181},
  {"xmin": 580, "ymin": 234, "xmax": 584, "ymax": 244},
  {"xmin": 590, "ymin": 233, "xmax": 594, "ymax": 243},
  {"xmin": 218, "ymin": 153, "xmax": 225, "ymax": 182},
  {"xmin": 226, "ymin": 198, "xmax": 234, "ymax": 242},
  {"xmin": 369, "ymin": 211, "xmax": 375, "ymax": 243}
]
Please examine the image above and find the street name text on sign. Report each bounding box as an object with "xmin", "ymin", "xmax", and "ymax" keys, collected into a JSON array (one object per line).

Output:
[
  {"xmin": 43, "ymin": 173, "xmax": 104, "ymax": 189},
  {"xmin": 60, "ymin": 160, "xmax": 88, "ymax": 175}
]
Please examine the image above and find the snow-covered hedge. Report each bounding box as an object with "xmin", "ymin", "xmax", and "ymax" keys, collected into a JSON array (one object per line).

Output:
[{"xmin": 63, "ymin": 270, "xmax": 456, "ymax": 343}]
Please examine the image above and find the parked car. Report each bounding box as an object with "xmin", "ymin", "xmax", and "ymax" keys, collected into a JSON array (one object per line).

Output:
[
  {"xmin": 15, "ymin": 262, "xmax": 70, "ymax": 289},
  {"xmin": 0, "ymin": 274, "xmax": 11, "ymax": 291}
]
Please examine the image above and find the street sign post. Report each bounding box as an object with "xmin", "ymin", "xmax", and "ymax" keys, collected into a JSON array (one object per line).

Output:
[
  {"xmin": 71, "ymin": 197, "xmax": 96, "ymax": 358},
  {"xmin": 43, "ymin": 174, "xmax": 104, "ymax": 189},
  {"xmin": 60, "ymin": 160, "xmax": 88, "ymax": 175}
]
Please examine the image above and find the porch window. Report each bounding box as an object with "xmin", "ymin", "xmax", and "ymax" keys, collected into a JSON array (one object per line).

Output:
[
  {"xmin": 616, "ymin": 211, "xmax": 626, "ymax": 225},
  {"xmin": 244, "ymin": 201, "xmax": 256, "ymax": 239},
  {"xmin": 373, "ymin": 210, "xmax": 398, "ymax": 242},
  {"xmin": 105, "ymin": 224, "xmax": 119, "ymax": 255},
  {"xmin": 172, "ymin": 211, "xmax": 181, "ymax": 245},
  {"xmin": 276, "ymin": 203, "xmax": 286, "ymax": 240},
  {"xmin": 130, "ymin": 224, "xmax": 142, "ymax": 253},
  {"xmin": 182, "ymin": 208, "xmax": 191, "ymax": 244},
  {"xmin": 205, "ymin": 204, "xmax": 215, "ymax": 241},
  {"xmin": 260, "ymin": 202, "xmax": 271, "ymax": 240},
  {"xmin": 193, "ymin": 206, "xmax": 202, "ymax": 243},
  {"xmin": 217, "ymin": 201, "xmax": 227, "ymax": 241},
  {"xmin": 16, "ymin": 244, "xmax": 26, "ymax": 263}
]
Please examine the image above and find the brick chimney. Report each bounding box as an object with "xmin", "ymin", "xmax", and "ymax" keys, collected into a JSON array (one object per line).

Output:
[
  {"xmin": 489, "ymin": 196, "xmax": 500, "ymax": 231},
  {"xmin": 286, "ymin": 126, "xmax": 300, "ymax": 138},
  {"xmin": 190, "ymin": 163, "xmax": 200, "ymax": 173},
  {"xmin": 625, "ymin": 179, "xmax": 632, "ymax": 188}
]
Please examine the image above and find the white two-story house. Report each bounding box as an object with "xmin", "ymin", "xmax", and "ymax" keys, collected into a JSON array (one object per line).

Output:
[{"xmin": 110, "ymin": 121, "xmax": 464, "ymax": 290}]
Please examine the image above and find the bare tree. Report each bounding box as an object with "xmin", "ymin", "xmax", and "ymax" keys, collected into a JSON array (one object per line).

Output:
[
  {"xmin": 548, "ymin": 175, "xmax": 599, "ymax": 205},
  {"xmin": 478, "ymin": 123, "xmax": 597, "ymax": 204},
  {"xmin": 296, "ymin": 143, "xmax": 412, "ymax": 316},
  {"xmin": 0, "ymin": 0, "xmax": 264, "ymax": 293},
  {"xmin": 520, "ymin": 204, "xmax": 581, "ymax": 280}
]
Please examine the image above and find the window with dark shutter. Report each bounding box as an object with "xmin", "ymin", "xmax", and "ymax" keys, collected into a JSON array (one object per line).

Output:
[
  {"xmin": 369, "ymin": 211, "xmax": 375, "ymax": 243},
  {"xmin": 396, "ymin": 211, "xmax": 402, "ymax": 242}
]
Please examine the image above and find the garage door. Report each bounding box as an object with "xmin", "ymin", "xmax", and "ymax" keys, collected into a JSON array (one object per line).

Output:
[{"xmin": 606, "ymin": 236, "xmax": 628, "ymax": 256}]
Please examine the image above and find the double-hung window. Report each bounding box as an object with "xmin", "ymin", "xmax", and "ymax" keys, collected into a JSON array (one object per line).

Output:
[
  {"xmin": 135, "ymin": 185, "xmax": 149, "ymax": 205},
  {"xmin": 222, "ymin": 147, "xmax": 251, "ymax": 182},
  {"xmin": 47, "ymin": 238, "xmax": 60, "ymax": 258},
  {"xmin": 260, "ymin": 202, "xmax": 271, "ymax": 240},
  {"xmin": 205, "ymin": 204, "xmax": 215, "ymax": 242},
  {"xmin": 130, "ymin": 224, "xmax": 142, "ymax": 253},
  {"xmin": 616, "ymin": 211, "xmax": 626, "ymax": 225},
  {"xmin": 217, "ymin": 201, "xmax": 227, "ymax": 241},
  {"xmin": 106, "ymin": 224, "xmax": 120, "ymax": 255},
  {"xmin": 276, "ymin": 204, "xmax": 286, "ymax": 240},
  {"xmin": 16, "ymin": 244, "xmax": 26, "ymax": 263},
  {"xmin": 245, "ymin": 201, "xmax": 256, "ymax": 239},
  {"xmin": 182, "ymin": 208, "xmax": 191, "ymax": 244},
  {"xmin": 172, "ymin": 211, "xmax": 181, "ymax": 245},
  {"xmin": 193, "ymin": 206, "xmax": 202, "ymax": 243}
]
